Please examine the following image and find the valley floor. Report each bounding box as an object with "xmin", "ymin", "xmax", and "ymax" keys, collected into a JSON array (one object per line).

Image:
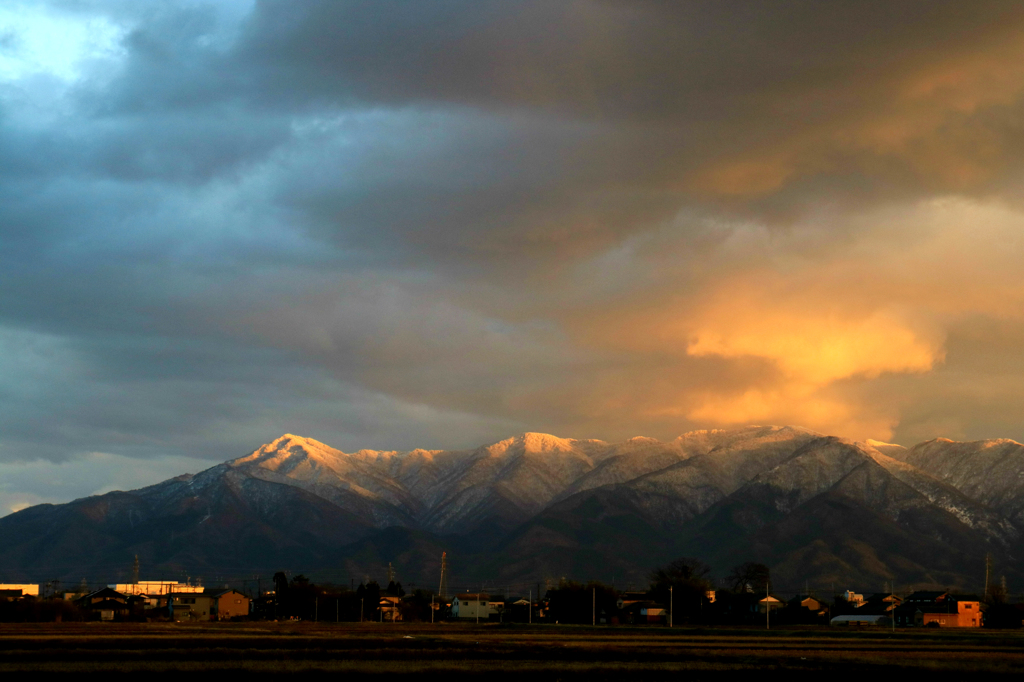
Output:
[{"xmin": 1, "ymin": 622, "xmax": 1023, "ymax": 678}]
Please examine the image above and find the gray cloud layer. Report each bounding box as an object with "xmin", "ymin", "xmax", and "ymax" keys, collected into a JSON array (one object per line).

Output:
[{"xmin": 4, "ymin": 0, "xmax": 1024, "ymax": 512}]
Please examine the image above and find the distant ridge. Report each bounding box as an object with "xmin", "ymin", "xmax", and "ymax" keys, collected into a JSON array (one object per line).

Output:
[{"xmin": 1, "ymin": 426, "xmax": 1022, "ymax": 592}]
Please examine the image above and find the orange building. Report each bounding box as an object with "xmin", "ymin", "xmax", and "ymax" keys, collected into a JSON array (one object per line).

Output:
[
  {"xmin": 169, "ymin": 588, "xmax": 250, "ymax": 621},
  {"xmin": 208, "ymin": 589, "xmax": 250, "ymax": 620},
  {"xmin": 897, "ymin": 591, "xmax": 982, "ymax": 628}
]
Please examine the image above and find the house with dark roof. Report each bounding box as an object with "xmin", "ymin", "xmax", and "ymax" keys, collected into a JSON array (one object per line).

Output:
[
  {"xmin": 894, "ymin": 591, "xmax": 982, "ymax": 627},
  {"xmin": 76, "ymin": 587, "xmax": 130, "ymax": 621},
  {"xmin": 859, "ymin": 593, "xmax": 902, "ymax": 615}
]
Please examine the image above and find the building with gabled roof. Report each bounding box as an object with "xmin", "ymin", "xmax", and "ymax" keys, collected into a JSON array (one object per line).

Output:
[
  {"xmin": 76, "ymin": 587, "xmax": 131, "ymax": 621},
  {"xmin": 167, "ymin": 588, "xmax": 250, "ymax": 621},
  {"xmin": 757, "ymin": 594, "xmax": 784, "ymax": 614},
  {"xmin": 858, "ymin": 593, "xmax": 902, "ymax": 615},
  {"xmin": 894, "ymin": 591, "xmax": 982, "ymax": 627}
]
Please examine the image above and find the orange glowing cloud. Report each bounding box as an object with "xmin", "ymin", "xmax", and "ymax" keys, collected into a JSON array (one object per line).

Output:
[
  {"xmin": 686, "ymin": 305, "xmax": 942, "ymax": 386},
  {"xmin": 555, "ymin": 196, "xmax": 1024, "ymax": 441}
]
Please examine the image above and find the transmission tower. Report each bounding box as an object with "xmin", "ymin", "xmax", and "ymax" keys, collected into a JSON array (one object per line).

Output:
[
  {"xmin": 132, "ymin": 554, "xmax": 140, "ymax": 584},
  {"xmin": 438, "ymin": 552, "xmax": 448, "ymax": 600}
]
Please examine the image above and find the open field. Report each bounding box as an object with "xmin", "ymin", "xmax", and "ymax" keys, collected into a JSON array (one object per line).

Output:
[{"xmin": 2, "ymin": 622, "xmax": 1024, "ymax": 678}]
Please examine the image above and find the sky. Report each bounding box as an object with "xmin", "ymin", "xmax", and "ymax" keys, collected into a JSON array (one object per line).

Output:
[{"xmin": 4, "ymin": 0, "xmax": 1024, "ymax": 514}]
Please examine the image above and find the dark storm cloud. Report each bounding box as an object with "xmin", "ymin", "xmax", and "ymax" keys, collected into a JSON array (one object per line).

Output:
[
  {"xmin": 216, "ymin": 1, "xmax": 1024, "ymax": 260},
  {"xmin": 49, "ymin": 0, "xmax": 1024, "ymax": 268},
  {"xmin": 232, "ymin": 1, "xmax": 1016, "ymax": 115}
]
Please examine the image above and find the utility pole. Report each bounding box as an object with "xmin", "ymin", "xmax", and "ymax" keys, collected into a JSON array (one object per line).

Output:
[
  {"xmin": 438, "ymin": 552, "xmax": 448, "ymax": 601},
  {"xmin": 670, "ymin": 586, "xmax": 673, "ymax": 628},
  {"xmin": 985, "ymin": 554, "xmax": 992, "ymax": 600},
  {"xmin": 529, "ymin": 589, "xmax": 532, "ymax": 625},
  {"xmin": 766, "ymin": 580, "xmax": 770, "ymax": 631},
  {"xmin": 592, "ymin": 587, "xmax": 596, "ymax": 626},
  {"xmin": 360, "ymin": 598, "xmax": 364, "ymax": 623},
  {"xmin": 431, "ymin": 595, "xmax": 434, "ymax": 624}
]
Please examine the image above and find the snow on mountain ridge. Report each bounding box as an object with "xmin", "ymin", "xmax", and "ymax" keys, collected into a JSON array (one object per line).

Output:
[
  {"xmin": 891, "ymin": 436, "xmax": 1024, "ymax": 525},
  {"xmin": 213, "ymin": 427, "xmax": 1024, "ymax": 538},
  {"xmin": 223, "ymin": 430, "xmax": 681, "ymax": 532}
]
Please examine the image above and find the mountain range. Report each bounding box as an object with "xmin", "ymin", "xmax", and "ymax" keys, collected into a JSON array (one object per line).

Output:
[{"xmin": 2, "ymin": 425, "xmax": 1022, "ymax": 594}]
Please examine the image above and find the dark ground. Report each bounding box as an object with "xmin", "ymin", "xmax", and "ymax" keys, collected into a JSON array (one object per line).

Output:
[{"xmin": 1, "ymin": 621, "xmax": 1023, "ymax": 678}]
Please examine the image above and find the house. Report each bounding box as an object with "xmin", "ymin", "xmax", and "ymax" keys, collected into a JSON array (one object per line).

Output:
[
  {"xmin": 894, "ymin": 592, "xmax": 983, "ymax": 627},
  {"xmin": 509, "ymin": 598, "xmax": 534, "ymax": 622},
  {"xmin": 842, "ymin": 590, "xmax": 866, "ymax": 607},
  {"xmin": 451, "ymin": 593, "xmax": 500, "ymax": 620},
  {"xmin": 788, "ymin": 594, "xmax": 824, "ymax": 612},
  {"xmin": 617, "ymin": 599, "xmax": 663, "ymax": 624},
  {"xmin": 167, "ymin": 589, "xmax": 251, "ymax": 621},
  {"xmin": 757, "ymin": 594, "xmax": 785, "ymax": 614},
  {"xmin": 168, "ymin": 592, "xmax": 208, "ymax": 620},
  {"xmin": 380, "ymin": 595, "xmax": 402, "ymax": 622},
  {"xmin": 76, "ymin": 587, "xmax": 130, "ymax": 621},
  {"xmin": 781, "ymin": 594, "xmax": 829, "ymax": 624},
  {"xmin": 206, "ymin": 589, "xmax": 250, "ymax": 620},
  {"xmin": 859, "ymin": 593, "xmax": 902, "ymax": 615},
  {"xmin": 640, "ymin": 606, "xmax": 668, "ymax": 624}
]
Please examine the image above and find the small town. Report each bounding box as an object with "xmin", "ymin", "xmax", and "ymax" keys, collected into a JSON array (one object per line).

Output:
[{"xmin": 0, "ymin": 557, "xmax": 1015, "ymax": 629}]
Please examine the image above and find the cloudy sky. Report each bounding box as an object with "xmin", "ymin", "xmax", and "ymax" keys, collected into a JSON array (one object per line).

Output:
[{"xmin": 4, "ymin": 0, "xmax": 1024, "ymax": 514}]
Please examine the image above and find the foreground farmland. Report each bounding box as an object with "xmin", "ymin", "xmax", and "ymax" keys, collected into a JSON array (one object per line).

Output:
[{"xmin": 1, "ymin": 622, "xmax": 1023, "ymax": 678}]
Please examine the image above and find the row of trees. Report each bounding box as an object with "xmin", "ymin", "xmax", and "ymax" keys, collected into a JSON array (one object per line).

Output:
[
  {"xmin": 259, "ymin": 558, "xmax": 775, "ymax": 624},
  {"xmin": 263, "ymin": 573, "xmax": 437, "ymax": 622},
  {"xmin": 541, "ymin": 558, "xmax": 773, "ymax": 625}
]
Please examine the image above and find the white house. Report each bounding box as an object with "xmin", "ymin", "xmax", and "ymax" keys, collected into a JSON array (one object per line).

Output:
[{"xmin": 452, "ymin": 593, "xmax": 500, "ymax": 620}]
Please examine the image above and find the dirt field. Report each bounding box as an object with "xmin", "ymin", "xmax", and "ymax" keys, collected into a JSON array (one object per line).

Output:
[{"xmin": 1, "ymin": 622, "xmax": 1023, "ymax": 678}]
